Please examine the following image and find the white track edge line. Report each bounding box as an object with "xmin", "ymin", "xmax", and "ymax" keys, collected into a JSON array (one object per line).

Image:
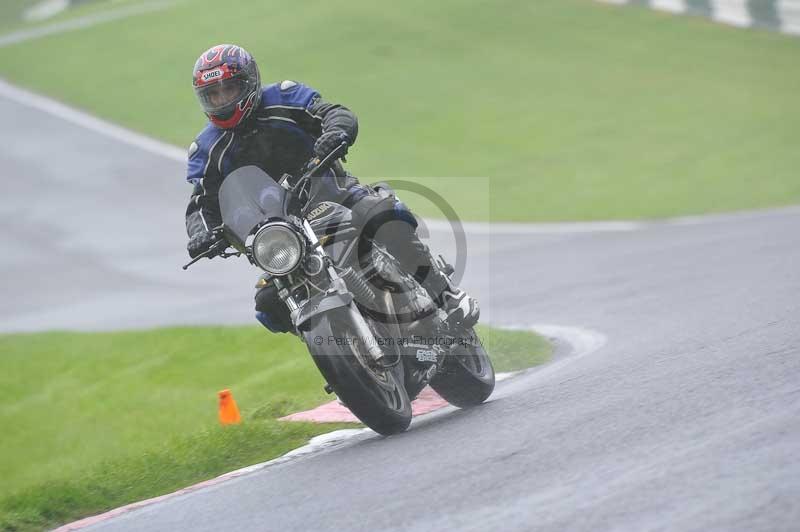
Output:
[
  {"xmin": 423, "ymin": 205, "xmax": 800, "ymax": 235},
  {"xmin": 0, "ymin": 78, "xmax": 185, "ymax": 162},
  {"xmin": 0, "ymin": 1, "xmax": 178, "ymax": 48},
  {"xmin": 422, "ymin": 218, "xmax": 646, "ymax": 234}
]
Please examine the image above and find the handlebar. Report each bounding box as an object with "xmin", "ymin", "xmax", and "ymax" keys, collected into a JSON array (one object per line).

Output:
[
  {"xmin": 300, "ymin": 141, "xmax": 349, "ymax": 180},
  {"xmin": 181, "ymin": 239, "xmax": 227, "ymax": 270},
  {"xmin": 181, "ymin": 225, "xmax": 240, "ymax": 270},
  {"xmin": 289, "ymin": 141, "xmax": 349, "ymax": 217}
]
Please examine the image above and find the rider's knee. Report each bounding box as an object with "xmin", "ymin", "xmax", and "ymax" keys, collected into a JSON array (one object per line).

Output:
[
  {"xmin": 390, "ymin": 197, "xmax": 417, "ymax": 228},
  {"xmin": 349, "ymin": 188, "xmax": 418, "ymax": 240},
  {"xmin": 254, "ymin": 276, "xmax": 292, "ymax": 333}
]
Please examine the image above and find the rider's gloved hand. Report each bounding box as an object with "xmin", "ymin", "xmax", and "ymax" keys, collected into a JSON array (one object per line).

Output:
[
  {"xmin": 314, "ymin": 130, "xmax": 350, "ymax": 159},
  {"xmin": 187, "ymin": 230, "xmax": 218, "ymax": 258}
]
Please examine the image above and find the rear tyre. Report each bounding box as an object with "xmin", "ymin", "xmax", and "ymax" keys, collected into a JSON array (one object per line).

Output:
[
  {"xmin": 303, "ymin": 306, "xmax": 412, "ymax": 435},
  {"xmin": 430, "ymin": 328, "xmax": 495, "ymax": 408}
]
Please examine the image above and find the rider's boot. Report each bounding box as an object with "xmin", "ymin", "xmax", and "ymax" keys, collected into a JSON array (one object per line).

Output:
[{"xmin": 415, "ymin": 246, "xmax": 480, "ymax": 330}]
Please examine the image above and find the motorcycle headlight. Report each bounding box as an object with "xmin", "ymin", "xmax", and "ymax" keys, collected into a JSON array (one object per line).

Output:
[{"xmin": 252, "ymin": 223, "xmax": 304, "ymax": 275}]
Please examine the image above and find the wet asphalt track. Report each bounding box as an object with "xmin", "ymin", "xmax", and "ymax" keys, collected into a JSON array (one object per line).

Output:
[{"xmin": 2, "ymin": 89, "xmax": 799, "ymax": 531}]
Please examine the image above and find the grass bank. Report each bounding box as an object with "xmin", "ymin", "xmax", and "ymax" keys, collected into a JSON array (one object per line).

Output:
[
  {"xmin": 0, "ymin": 324, "xmax": 550, "ymax": 531},
  {"xmin": 0, "ymin": 0, "xmax": 798, "ymax": 221}
]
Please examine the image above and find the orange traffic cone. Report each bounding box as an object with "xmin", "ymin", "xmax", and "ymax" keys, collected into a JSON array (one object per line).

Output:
[{"xmin": 218, "ymin": 389, "xmax": 241, "ymax": 425}]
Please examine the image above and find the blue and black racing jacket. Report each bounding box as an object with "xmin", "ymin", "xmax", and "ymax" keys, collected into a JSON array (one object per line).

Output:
[{"xmin": 184, "ymin": 80, "xmax": 359, "ymax": 238}]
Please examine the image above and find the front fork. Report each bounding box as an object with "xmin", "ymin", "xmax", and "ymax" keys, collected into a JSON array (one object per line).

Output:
[{"xmin": 275, "ymin": 220, "xmax": 386, "ymax": 363}]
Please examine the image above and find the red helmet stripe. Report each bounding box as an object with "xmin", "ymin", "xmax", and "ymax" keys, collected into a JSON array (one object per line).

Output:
[
  {"xmin": 208, "ymin": 90, "xmax": 258, "ymax": 129},
  {"xmin": 203, "ymin": 46, "xmax": 224, "ymax": 65}
]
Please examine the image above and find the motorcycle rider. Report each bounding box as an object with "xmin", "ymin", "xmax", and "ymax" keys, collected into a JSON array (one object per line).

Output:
[{"xmin": 185, "ymin": 44, "xmax": 478, "ymax": 333}]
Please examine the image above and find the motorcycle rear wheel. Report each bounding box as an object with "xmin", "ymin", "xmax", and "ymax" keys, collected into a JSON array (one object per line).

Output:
[{"xmin": 430, "ymin": 328, "xmax": 495, "ymax": 408}]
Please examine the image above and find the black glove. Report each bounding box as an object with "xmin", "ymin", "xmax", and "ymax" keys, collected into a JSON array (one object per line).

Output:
[
  {"xmin": 313, "ymin": 130, "xmax": 350, "ymax": 159},
  {"xmin": 187, "ymin": 230, "xmax": 218, "ymax": 259}
]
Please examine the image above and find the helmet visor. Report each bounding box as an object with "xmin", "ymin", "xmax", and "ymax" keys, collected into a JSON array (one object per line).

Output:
[{"xmin": 195, "ymin": 77, "xmax": 249, "ymax": 116}]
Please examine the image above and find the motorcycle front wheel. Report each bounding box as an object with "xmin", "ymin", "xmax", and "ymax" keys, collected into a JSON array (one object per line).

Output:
[{"xmin": 302, "ymin": 305, "xmax": 412, "ymax": 435}]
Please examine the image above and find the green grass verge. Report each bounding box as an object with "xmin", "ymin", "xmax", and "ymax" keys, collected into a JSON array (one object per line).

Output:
[
  {"xmin": 1, "ymin": 0, "xmax": 798, "ymax": 221},
  {"xmin": 0, "ymin": 324, "xmax": 550, "ymax": 531}
]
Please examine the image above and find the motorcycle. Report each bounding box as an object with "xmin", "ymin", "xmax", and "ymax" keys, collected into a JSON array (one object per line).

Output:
[{"xmin": 183, "ymin": 144, "xmax": 494, "ymax": 435}]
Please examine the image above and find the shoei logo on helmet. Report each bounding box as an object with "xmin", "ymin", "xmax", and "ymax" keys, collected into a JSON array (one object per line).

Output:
[
  {"xmin": 202, "ymin": 68, "xmax": 223, "ymax": 83},
  {"xmin": 196, "ymin": 63, "xmax": 235, "ymax": 87}
]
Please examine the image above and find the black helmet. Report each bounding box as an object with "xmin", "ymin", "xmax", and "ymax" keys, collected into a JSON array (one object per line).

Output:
[{"xmin": 192, "ymin": 44, "xmax": 261, "ymax": 129}]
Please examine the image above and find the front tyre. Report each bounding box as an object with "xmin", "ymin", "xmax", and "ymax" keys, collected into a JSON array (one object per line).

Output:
[
  {"xmin": 430, "ymin": 328, "xmax": 495, "ymax": 408},
  {"xmin": 302, "ymin": 306, "xmax": 412, "ymax": 435}
]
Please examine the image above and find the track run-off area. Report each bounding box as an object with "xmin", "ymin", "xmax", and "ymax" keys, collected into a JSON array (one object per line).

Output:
[{"xmin": 1, "ymin": 80, "xmax": 799, "ymax": 531}]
